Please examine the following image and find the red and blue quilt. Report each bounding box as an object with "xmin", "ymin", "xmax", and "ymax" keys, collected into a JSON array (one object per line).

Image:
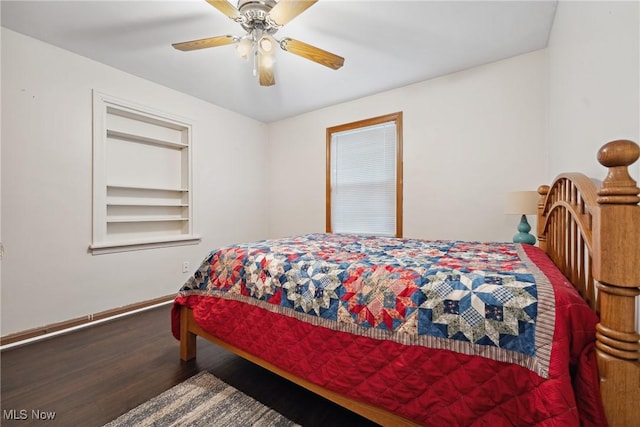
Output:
[{"xmin": 172, "ymin": 233, "xmax": 607, "ymax": 426}]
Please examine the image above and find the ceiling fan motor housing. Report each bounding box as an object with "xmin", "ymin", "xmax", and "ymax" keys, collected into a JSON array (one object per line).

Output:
[{"xmin": 237, "ymin": 0, "xmax": 279, "ymax": 34}]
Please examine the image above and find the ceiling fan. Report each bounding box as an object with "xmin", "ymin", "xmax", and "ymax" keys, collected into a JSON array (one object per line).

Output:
[{"xmin": 172, "ymin": 0, "xmax": 345, "ymax": 86}]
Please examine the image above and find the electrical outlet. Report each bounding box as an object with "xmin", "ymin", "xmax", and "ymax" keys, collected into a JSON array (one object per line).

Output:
[{"xmin": 182, "ymin": 261, "xmax": 190, "ymax": 273}]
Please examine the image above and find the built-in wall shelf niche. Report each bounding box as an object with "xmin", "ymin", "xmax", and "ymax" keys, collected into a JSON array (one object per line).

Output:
[{"xmin": 91, "ymin": 92, "xmax": 200, "ymax": 254}]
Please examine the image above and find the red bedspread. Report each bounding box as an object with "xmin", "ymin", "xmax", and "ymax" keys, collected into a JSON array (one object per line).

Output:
[{"xmin": 172, "ymin": 236, "xmax": 606, "ymax": 426}]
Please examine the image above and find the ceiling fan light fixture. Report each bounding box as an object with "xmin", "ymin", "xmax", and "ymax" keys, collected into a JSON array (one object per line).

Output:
[
  {"xmin": 258, "ymin": 35, "xmax": 274, "ymax": 53},
  {"xmin": 236, "ymin": 38, "xmax": 253, "ymax": 59}
]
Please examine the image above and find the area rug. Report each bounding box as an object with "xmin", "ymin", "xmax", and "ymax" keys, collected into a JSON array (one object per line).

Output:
[{"xmin": 103, "ymin": 371, "xmax": 300, "ymax": 426}]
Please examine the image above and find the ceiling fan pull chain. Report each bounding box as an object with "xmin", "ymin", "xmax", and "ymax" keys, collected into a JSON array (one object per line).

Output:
[{"xmin": 253, "ymin": 49, "xmax": 258, "ymax": 77}]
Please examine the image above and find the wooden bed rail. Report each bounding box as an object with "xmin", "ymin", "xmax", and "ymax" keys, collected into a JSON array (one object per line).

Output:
[{"xmin": 537, "ymin": 140, "xmax": 640, "ymax": 427}]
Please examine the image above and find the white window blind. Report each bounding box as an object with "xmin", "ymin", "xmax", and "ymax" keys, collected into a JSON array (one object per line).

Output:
[{"xmin": 330, "ymin": 122, "xmax": 397, "ymax": 236}]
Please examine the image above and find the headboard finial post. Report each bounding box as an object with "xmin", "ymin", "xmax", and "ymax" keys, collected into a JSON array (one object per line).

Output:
[
  {"xmin": 593, "ymin": 140, "xmax": 640, "ymax": 286},
  {"xmin": 596, "ymin": 140, "xmax": 640, "ymax": 204},
  {"xmin": 592, "ymin": 140, "xmax": 640, "ymax": 427}
]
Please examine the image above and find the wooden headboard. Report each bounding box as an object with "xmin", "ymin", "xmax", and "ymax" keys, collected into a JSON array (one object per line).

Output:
[{"xmin": 536, "ymin": 139, "xmax": 640, "ymax": 427}]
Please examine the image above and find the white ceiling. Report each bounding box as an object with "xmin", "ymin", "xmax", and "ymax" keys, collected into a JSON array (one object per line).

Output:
[{"xmin": 1, "ymin": 0, "xmax": 558, "ymax": 123}]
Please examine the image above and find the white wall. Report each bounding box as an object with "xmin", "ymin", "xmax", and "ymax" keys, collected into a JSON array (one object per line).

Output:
[
  {"xmin": 548, "ymin": 1, "xmax": 640, "ymax": 330},
  {"xmin": 1, "ymin": 28, "xmax": 269, "ymax": 335},
  {"xmin": 548, "ymin": 1, "xmax": 640, "ymax": 181},
  {"xmin": 266, "ymin": 50, "xmax": 548, "ymax": 242}
]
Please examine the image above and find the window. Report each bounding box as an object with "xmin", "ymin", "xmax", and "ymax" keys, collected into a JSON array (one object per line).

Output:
[
  {"xmin": 326, "ymin": 112, "xmax": 403, "ymax": 237},
  {"xmin": 90, "ymin": 91, "xmax": 200, "ymax": 254}
]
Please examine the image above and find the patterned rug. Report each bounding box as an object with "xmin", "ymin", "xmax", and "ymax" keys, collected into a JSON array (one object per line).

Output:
[{"xmin": 103, "ymin": 371, "xmax": 300, "ymax": 426}]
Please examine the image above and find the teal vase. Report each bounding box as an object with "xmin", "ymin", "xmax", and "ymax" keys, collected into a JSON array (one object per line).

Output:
[{"xmin": 513, "ymin": 214, "xmax": 536, "ymax": 245}]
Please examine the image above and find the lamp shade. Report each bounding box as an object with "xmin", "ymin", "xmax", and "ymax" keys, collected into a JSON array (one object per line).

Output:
[{"xmin": 505, "ymin": 191, "xmax": 539, "ymax": 215}]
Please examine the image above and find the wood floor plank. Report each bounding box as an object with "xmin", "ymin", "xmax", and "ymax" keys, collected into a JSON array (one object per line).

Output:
[{"xmin": 1, "ymin": 305, "xmax": 378, "ymax": 426}]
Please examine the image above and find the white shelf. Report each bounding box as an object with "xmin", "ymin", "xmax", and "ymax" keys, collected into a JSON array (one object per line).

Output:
[
  {"xmin": 107, "ymin": 184, "xmax": 188, "ymax": 192},
  {"xmin": 107, "ymin": 217, "xmax": 189, "ymax": 223},
  {"xmin": 90, "ymin": 235, "xmax": 201, "ymax": 255},
  {"xmin": 107, "ymin": 129, "xmax": 188, "ymax": 149},
  {"xmin": 107, "ymin": 202, "xmax": 189, "ymax": 207}
]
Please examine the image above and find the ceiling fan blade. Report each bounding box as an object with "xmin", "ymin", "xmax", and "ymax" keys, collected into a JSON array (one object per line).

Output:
[
  {"xmin": 258, "ymin": 52, "xmax": 276, "ymax": 86},
  {"xmin": 172, "ymin": 35, "xmax": 236, "ymax": 51},
  {"xmin": 268, "ymin": 0, "xmax": 318, "ymax": 26},
  {"xmin": 280, "ymin": 38, "xmax": 344, "ymax": 70},
  {"xmin": 205, "ymin": 0, "xmax": 241, "ymax": 20}
]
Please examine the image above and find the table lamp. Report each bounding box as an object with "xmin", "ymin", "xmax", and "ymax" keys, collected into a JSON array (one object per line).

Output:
[{"xmin": 505, "ymin": 191, "xmax": 538, "ymax": 245}]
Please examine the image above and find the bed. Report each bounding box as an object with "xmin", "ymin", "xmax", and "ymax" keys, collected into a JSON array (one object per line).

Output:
[{"xmin": 172, "ymin": 139, "xmax": 639, "ymax": 426}]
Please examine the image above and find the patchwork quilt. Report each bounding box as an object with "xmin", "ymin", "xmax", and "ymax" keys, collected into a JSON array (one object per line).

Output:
[{"xmin": 173, "ymin": 233, "xmax": 607, "ymax": 426}]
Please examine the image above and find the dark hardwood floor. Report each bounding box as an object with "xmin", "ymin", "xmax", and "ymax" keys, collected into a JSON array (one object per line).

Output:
[{"xmin": 1, "ymin": 304, "xmax": 378, "ymax": 426}]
